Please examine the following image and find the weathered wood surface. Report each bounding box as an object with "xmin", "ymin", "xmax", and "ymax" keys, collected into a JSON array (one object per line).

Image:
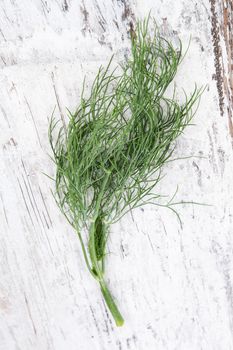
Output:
[{"xmin": 0, "ymin": 1, "xmax": 233, "ymax": 349}]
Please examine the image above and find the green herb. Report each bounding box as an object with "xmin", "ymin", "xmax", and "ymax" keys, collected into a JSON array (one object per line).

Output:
[{"xmin": 48, "ymin": 16, "xmax": 202, "ymax": 326}]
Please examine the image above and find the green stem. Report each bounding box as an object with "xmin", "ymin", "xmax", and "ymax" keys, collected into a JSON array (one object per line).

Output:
[
  {"xmin": 87, "ymin": 171, "xmax": 124, "ymax": 326},
  {"xmin": 99, "ymin": 279, "xmax": 124, "ymax": 327},
  {"xmin": 89, "ymin": 220, "xmax": 124, "ymax": 326},
  {"xmin": 76, "ymin": 227, "xmax": 96, "ymax": 278},
  {"xmin": 89, "ymin": 171, "xmax": 111, "ymax": 278}
]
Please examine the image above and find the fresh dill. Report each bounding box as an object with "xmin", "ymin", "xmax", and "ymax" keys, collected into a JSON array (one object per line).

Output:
[{"xmin": 48, "ymin": 16, "xmax": 202, "ymax": 326}]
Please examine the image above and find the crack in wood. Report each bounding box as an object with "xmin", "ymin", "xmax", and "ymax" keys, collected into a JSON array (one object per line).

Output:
[
  {"xmin": 0, "ymin": 105, "xmax": 11, "ymax": 128},
  {"xmin": 24, "ymin": 96, "xmax": 42, "ymax": 148},
  {"xmin": 220, "ymin": 0, "xmax": 233, "ymax": 141},
  {"xmin": 0, "ymin": 28, "xmax": 7, "ymax": 42},
  {"xmin": 24, "ymin": 294, "xmax": 37, "ymax": 335},
  {"xmin": 80, "ymin": 0, "xmax": 90, "ymax": 35},
  {"xmin": 62, "ymin": 0, "xmax": 68, "ymax": 12},
  {"xmin": 38, "ymin": 186, "xmax": 53, "ymax": 228},
  {"xmin": 120, "ymin": 0, "xmax": 135, "ymax": 22},
  {"xmin": 17, "ymin": 177, "xmax": 35, "ymax": 228},
  {"xmin": 210, "ymin": 0, "xmax": 225, "ymax": 116},
  {"xmin": 210, "ymin": 0, "xmax": 233, "ymax": 144},
  {"xmin": 0, "ymin": 193, "xmax": 9, "ymax": 226},
  {"xmin": 51, "ymin": 72, "xmax": 66, "ymax": 131}
]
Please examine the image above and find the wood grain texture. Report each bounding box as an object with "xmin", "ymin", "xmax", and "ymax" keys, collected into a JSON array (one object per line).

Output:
[{"xmin": 0, "ymin": 1, "xmax": 233, "ymax": 349}]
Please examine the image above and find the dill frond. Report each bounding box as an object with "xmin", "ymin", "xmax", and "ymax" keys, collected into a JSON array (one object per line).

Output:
[{"xmin": 48, "ymin": 16, "xmax": 202, "ymax": 326}]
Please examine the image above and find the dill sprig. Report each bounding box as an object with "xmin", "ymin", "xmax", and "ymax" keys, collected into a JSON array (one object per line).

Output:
[{"xmin": 48, "ymin": 16, "xmax": 202, "ymax": 326}]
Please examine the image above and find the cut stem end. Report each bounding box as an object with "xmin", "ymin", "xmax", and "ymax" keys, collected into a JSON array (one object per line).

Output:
[{"xmin": 100, "ymin": 281, "xmax": 124, "ymax": 327}]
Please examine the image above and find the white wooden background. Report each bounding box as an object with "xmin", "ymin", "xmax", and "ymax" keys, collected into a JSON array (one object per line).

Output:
[{"xmin": 1, "ymin": 0, "xmax": 233, "ymax": 349}]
